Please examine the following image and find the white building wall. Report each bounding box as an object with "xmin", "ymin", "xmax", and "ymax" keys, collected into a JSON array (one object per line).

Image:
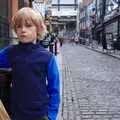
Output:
[{"xmin": 32, "ymin": 1, "xmax": 46, "ymax": 19}]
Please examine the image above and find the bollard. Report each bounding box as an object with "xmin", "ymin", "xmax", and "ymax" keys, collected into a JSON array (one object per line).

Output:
[{"xmin": 0, "ymin": 68, "xmax": 12, "ymax": 115}]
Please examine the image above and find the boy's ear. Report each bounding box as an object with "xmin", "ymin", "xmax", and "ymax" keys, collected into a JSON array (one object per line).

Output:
[{"xmin": 40, "ymin": 25, "xmax": 43, "ymax": 29}]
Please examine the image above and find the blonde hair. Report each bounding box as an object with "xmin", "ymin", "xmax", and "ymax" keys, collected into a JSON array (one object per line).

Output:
[{"xmin": 12, "ymin": 7, "xmax": 47, "ymax": 40}]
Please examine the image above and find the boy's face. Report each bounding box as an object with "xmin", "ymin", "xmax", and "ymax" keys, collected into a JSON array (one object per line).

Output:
[{"xmin": 16, "ymin": 22, "xmax": 37, "ymax": 43}]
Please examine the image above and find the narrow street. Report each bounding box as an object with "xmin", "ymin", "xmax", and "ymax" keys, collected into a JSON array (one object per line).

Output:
[{"xmin": 60, "ymin": 42, "xmax": 120, "ymax": 120}]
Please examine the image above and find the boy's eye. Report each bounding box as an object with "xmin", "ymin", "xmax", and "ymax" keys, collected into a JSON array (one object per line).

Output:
[
  {"xmin": 16, "ymin": 25, "xmax": 22, "ymax": 28},
  {"xmin": 26, "ymin": 24, "xmax": 32, "ymax": 27}
]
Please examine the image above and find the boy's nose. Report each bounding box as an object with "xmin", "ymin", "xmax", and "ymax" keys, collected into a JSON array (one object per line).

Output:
[{"xmin": 21, "ymin": 26, "xmax": 26, "ymax": 31}]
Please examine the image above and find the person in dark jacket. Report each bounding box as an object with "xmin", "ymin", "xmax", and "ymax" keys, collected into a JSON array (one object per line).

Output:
[
  {"xmin": 0, "ymin": 7, "xmax": 60, "ymax": 120},
  {"xmin": 102, "ymin": 39, "xmax": 107, "ymax": 51}
]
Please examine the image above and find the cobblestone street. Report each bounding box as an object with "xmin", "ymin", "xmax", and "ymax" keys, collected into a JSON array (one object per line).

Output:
[{"xmin": 60, "ymin": 42, "xmax": 120, "ymax": 120}]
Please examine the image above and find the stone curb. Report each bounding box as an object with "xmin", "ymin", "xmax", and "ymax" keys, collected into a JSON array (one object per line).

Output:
[{"xmin": 85, "ymin": 46, "xmax": 120, "ymax": 60}]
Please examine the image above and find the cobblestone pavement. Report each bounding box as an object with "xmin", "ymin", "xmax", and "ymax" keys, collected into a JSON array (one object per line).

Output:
[{"xmin": 60, "ymin": 42, "xmax": 120, "ymax": 120}]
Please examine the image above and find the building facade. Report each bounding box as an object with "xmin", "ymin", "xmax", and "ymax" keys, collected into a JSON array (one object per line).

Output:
[
  {"xmin": 79, "ymin": 0, "xmax": 120, "ymax": 49},
  {"xmin": 51, "ymin": 0, "xmax": 78, "ymax": 39},
  {"xmin": 79, "ymin": 0, "xmax": 94, "ymax": 40},
  {"xmin": 91, "ymin": 0, "xmax": 120, "ymax": 48},
  {"xmin": 104, "ymin": 0, "xmax": 119, "ymax": 47}
]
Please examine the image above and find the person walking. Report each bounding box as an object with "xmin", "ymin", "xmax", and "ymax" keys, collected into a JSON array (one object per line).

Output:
[
  {"xmin": 102, "ymin": 39, "xmax": 107, "ymax": 51},
  {"xmin": 58, "ymin": 31, "xmax": 64, "ymax": 47},
  {"xmin": 0, "ymin": 7, "xmax": 60, "ymax": 120},
  {"xmin": 74, "ymin": 32, "xmax": 79, "ymax": 45}
]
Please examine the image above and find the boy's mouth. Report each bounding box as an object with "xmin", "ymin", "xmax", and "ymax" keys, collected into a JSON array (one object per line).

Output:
[{"xmin": 20, "ymin": 35, "xmax": 27, "ymax": 38}]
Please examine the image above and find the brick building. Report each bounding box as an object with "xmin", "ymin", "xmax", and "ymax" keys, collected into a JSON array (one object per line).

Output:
[{"xmin": 79, "ymin": 0, "xmax": 94, "ymax": 40}]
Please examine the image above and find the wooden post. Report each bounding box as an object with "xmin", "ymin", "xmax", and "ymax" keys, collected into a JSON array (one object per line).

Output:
[{"xmin": 0, "ymin": 100, "xmax": 11, "ymax": 120}]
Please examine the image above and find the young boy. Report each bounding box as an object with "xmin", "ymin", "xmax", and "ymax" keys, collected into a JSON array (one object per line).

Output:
[{"xmin": 0, "ymin": 7, "xmax": 60, "ymax": 120}]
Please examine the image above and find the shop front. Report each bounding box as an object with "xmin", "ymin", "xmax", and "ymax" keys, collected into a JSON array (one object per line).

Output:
[{"xmin": 104, "ymin": 13, "xmax": 120, "ymax": 49}]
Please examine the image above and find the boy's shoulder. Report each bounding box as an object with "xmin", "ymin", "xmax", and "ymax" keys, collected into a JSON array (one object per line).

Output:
[
  {"xmin": 0, "ymin": 45, "xmax": 14, "ymax": 53},
  {"xmin": 38, "ymin": 46, "xmax": 53, "ymax": 58},
  {"xmin": 34, "ymin": 46, "xmax": 55, "ymax": 65}
]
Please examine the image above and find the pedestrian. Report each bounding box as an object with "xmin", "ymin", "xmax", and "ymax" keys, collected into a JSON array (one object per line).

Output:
[
  {"xmin": 58, "ymin": 31, "xmax": 63, "ymax": 47},
  {"xmin": 102, "ymin": 39, "xmax": 107, "ymax": 51},
  {"xmin": 74, "ymin": 32, "xmax": 79, "ymax": 45},
  {"xmin": 59, "ymin": 38, "xmax": 63, "ymax": 47},
  {"xmin": 0, "ymin": 7, "xmax": 60, "ymax": 120}
]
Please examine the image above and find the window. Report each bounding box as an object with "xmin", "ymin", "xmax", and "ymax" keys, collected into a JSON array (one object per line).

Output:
[
  {"xmin": 19, "ymin": 0, "xmax": 24, "ymax": 8},
  {"xmin": 0, "ymin": 0, "xmax": 8, "ymax": 17}
]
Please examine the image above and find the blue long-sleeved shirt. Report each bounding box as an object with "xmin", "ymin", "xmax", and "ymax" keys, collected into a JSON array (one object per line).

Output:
[{"xmin": 0, "ymin": 43, "xmax": 60, "ymax": 120}]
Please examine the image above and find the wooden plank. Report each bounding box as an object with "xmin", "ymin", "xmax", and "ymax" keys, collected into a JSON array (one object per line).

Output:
[{"xmin": 0, "ymin": 100, "xmax": 11, "ymax": 120}]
